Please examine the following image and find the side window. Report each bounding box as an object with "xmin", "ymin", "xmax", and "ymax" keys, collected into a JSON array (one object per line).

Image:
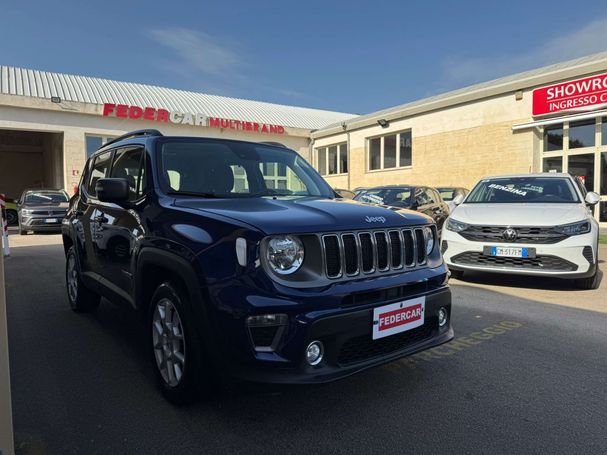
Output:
[
  {"xmin": 110, "ymin": 147, "xmax": 145, "ymax": 200},
  {"xmin": 86, "ymin": 151, "xmax": 112, "ymax": 197}
]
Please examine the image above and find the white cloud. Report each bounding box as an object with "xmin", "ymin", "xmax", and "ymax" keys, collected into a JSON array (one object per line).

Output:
[
  {"xmin": 145, "ymin": 27, "xmax": 314, "ymax": 103},
  {"xmin": 147, "ymin": 27, "xmax": 243, "ymax": 77},
  {"xmin": 441, "ymin": 17, "xmax": 607, "ymax": 88}
]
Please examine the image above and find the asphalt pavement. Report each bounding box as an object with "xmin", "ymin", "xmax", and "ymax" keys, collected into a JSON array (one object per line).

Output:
[{"xmin": 4, "ymin": 233, "xmax": 607, "ymax": 454}]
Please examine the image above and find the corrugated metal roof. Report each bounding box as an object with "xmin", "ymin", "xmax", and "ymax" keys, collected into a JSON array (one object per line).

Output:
[
  {"xmin": 314, "ymin": 51, "xmax": 607, "ymax": 137},
  {"xmin": 0, "ymin": 66, "xmax": 357, "ymax": 130}
]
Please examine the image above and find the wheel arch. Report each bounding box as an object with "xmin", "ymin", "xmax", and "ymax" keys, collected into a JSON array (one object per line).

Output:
[{"xmin": 136, "ymin": 248, "xmax": 207, "ymax": 315}]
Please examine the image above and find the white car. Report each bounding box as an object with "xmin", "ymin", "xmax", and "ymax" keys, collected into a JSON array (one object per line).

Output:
[{"xmin": 442, "ymin": 173, "xmax": 601, "ymax": 290}]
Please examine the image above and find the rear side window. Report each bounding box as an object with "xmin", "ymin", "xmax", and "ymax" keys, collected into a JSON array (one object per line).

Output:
[
  {"xmin": 110, "ymin": 147, "xmax": 145, "ymax": 200},
  {"xmin": 86, "ymin": 151, "xmax": 112, "ymax": 197}
]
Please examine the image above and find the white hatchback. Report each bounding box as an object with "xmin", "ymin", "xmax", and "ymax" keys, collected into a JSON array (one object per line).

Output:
[{"xmin": 442, "ymin": 173, "xmax": 601, "ymax": 289}]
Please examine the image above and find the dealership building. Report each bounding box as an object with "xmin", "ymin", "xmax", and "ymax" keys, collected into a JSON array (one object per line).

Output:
[
  {"xmin": 2, "ymin": 52, "xmax": 607, "ymax": 223},
  {"xmin": 312, "ymin": 52, "xmax": 607, "ymax": 224},
  {"xmin": 0, "ymin": 66, "xmax": 356, "ymax": 200}
]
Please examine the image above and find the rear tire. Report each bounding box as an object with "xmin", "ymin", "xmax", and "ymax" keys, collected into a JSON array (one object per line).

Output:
[
  {"xmin": 149, "ymin": 282, "xmax": 209, "ymax": 405},
  {"xmin": 66, "ymin": 246, "xmax": 100, "ymax": 312}
]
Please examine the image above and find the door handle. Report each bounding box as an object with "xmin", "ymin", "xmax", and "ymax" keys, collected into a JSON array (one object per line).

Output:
[{"xmin": 94, "ymin": 215, "xmax": 108, "ymax": 224}]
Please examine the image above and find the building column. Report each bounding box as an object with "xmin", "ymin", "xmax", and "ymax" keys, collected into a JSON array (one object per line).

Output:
[{"xmin": 63, "ymin": 130, "xmax": 87, "ymax": 195}]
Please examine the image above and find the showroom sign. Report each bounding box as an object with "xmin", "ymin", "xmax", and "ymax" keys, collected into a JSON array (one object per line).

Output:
[
  {"xmin": 102, "ymin": 103, "xmax": 285, "ymax": 134},
  {"xmin": 533, "ymin": 73, "xmax": 607, "ymax": 116}
]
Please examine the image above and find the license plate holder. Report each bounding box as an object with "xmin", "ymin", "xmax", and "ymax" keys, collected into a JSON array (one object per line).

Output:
[
  {"xmin": 372, "ymin": 296, "xmax": 425, "ymax": 340},
  {"xmin": 44, "ymin": 218, "xmax": 59, "ymax": 223},
  {"xmin": 483, "ymin": 246, "xmax": 536, "ymax": 258}
]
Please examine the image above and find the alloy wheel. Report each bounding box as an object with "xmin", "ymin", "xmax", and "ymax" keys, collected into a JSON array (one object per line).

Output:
[
  {"xmin": 152, "ymin": 298, "xmax": 186, "ymax": 387},
  {"xmin": 66, "ymin": 254, "xmax": 78, "ymax": 302}
]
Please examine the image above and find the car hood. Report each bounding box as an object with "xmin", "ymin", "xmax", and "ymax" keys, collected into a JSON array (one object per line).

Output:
[
  {"xmin": 173, "ymin": 197, "xmax": 432, "ymax": 234},
  {"xmin": 451, "ymin": 203, "xmax": 589, "ymax": 226}
]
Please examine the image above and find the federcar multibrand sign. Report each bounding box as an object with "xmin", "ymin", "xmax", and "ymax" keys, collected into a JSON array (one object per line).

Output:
[
  {"xmin": 102, "ymin": 103, "xmax": 286, "ymax": 135},
  {"xmin": 532, "ymin": 73, "xmax": 607, "ymax": 116}
]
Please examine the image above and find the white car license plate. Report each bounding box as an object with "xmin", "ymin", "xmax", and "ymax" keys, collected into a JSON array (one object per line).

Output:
[
  {"xmin": 490, "ymin": 246, "xmax": 528, "ymax": 258},
  {"xmin": 44, "ymin": 218, "xmax": 59, "ymax": 223},
  {"xmin": 372, "ymin": 296, "xmax": 425, "ymax": 340}
]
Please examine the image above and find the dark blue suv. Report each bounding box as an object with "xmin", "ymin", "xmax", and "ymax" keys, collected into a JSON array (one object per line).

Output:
[{"xmin": 62, "ymin": 129, "xmax": 453, "ymax": 404}]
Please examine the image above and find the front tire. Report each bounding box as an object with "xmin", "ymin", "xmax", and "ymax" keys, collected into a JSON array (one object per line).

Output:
[
  {"xmin": 575, "ymin": 270, "xmax": 600, "ymax": 290},
  {"xmin": 66, "ymin": 246, "xmax": 100, "ymax": 312},
  {"xmin": 449, "ymin": 269, "xmax": 464, "ymax": 280},
  {"xmin": 149, "ymin": 282, "xmax": 208, "ymax": 405}
]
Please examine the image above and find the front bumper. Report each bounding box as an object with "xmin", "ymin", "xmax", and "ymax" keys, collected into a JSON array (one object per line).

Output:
[
  {"xmin": 20, "ymin": 215, "xmax": 64, "ymax": 231},
  {"xmin": 208, "ymin": 266, "xmax": 453, "ymax": 384},
  {"xmin": 442, "ymin": 230, "xmax": 597, "ymax": 279}
]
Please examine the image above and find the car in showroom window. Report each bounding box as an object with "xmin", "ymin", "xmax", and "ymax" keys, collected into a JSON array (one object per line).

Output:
[
  {"xmin": 62, "ymin": 131, "xmax": 453, "ymax": 404},
  {"xmin": 442, "ymin": 174, "xmax": 601, "ymax": 289}
]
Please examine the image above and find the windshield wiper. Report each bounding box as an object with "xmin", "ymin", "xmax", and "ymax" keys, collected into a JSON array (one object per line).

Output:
[{"xmin": 166, "ymin": 191, "xmax": 221, "ymax": 198}]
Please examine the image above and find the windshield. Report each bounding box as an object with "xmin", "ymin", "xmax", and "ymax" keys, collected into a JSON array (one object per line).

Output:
[
  {"xmin": 466, "ymin": 177, "xmax": 580, "ymax": 203},
  {"xmin": 353, "ymin": 188, "xmax": 412, "ymax": 207},
  {"xmin": 158, "ymin": 140, "xmax": 334, "ymax": 199},
  {"xmin": 24, "ymin": 191, "xmax": 69, "ymax": 204},
  {"xmin": 437, "ymin": 188, "xmax": 455, "ymax": 201}
]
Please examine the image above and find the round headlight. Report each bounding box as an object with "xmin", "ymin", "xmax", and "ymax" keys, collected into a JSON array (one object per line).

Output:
[
  {"xmin": 266, "ymin": 235, "xmax": 304, "ymax": 275},
  {"xmin": 424, "ymin": 226, "xmax": 435, "ymax": 255}
]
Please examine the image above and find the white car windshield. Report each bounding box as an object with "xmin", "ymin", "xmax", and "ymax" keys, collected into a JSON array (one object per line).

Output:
[{"xmin": 466, "ymin": 177, "xmax": 580, "ymax": 203}]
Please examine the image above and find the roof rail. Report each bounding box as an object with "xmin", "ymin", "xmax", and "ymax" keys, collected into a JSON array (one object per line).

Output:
[{"xmin": 102, "ymin": 129, "xmax": 163, "ymax": 149}]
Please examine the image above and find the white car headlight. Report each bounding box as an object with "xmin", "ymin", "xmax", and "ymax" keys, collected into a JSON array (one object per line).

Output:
[
  {"xmin": 554, "ymin": 220, "xmax": 591, "ymax": 236},
  {"xmin": 266, "ymin": 235, "xmax": 304, "ymax": 275},
  {"xmin": 20, "ymin": 209, "xmax": 34, "ymax": 215},
  {"xmin": 446, "ymin": 218, "xmax": 469, "ymax": 233},
  {"xmin": 424, "ymin": 226, "xmax": 435, "ymax": 255}
]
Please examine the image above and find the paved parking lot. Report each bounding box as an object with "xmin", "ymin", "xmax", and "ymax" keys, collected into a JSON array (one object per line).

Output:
[{"xmin": 4, "ymin": 232, "xmax": 607, "ymax": 454}]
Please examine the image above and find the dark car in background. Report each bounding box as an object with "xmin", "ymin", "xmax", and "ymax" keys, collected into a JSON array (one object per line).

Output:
[
  {"xmin": 18, "ymin": 189, "xmax": 69, "ymax": 235},
  {"xmin": 354, "ymin": 185, "xmax": 450, "ymax": 234},
  {"xmin": 62, "ymin": 130, "xmax": 453, "ymax": 404},
  {"xmin": 436, "ymin": 187, "xmax": 470, "ymax": 212}
]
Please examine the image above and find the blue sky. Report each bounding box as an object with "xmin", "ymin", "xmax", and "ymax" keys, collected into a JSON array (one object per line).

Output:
[{"xmin": 2, "ymin": 1, "xmax": 607, "ymax": 114}]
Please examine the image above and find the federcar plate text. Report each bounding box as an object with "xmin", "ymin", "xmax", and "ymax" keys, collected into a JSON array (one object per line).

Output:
[{"xmin": 372, "ymin": 297, "xmax": 425, "ymax": 340}]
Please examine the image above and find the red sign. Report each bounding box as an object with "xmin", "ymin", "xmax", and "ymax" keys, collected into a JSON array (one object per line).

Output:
[
  {"xmin": 208, "ymin": 117, "xmax": 285, "ymax": 135},
  {"xmin": 533, "ymin": 73, "xmax": 607, "ymax": 116},
  {"xmin": 101, "ymin": 103, "xmax": 286, "ymax": 134},
  {"xmin": 378, "ymin": 304, "xmax": 423, "ymax": 331}
]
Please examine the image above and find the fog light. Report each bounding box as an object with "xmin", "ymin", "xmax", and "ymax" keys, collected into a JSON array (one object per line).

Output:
[
  {"xmin": 438, "ymin": 307, "xmax": 448, "ymax": 327},
  {"xmin": 305, "ymin": 341, "xmax": 324, "ymax": 366}
]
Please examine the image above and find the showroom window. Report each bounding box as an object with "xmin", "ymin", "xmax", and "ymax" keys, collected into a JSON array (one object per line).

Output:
[
  {"xmin": 543, "ymin": 125, "xmax": 563, "ymax": 151},
  {"xmin": 86, "ymin": 134, "xmax": 118, "ymax": 157},
  {"xmin": 367, "ymin": 130, "xmax": 412, "ymax": 171},
  {"xmin": 568, "ymin": 120, "xmax": 595, "ymax": 149},
  {"xmin": 315, "ymin": 143, "xmax": 348, "ymax": 175},
  {"xmin": 541, "ymin": 118, "xmax": 607, "ymax": 221}
]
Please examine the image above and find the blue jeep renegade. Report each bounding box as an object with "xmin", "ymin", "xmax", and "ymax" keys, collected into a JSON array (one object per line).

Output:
[{"xmin": 62, "ymin": 129, "xmax": 453, "ymax": 404}]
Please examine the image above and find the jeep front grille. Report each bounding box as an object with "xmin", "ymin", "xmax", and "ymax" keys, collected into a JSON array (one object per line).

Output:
[{"xmin": 321, "ymin": 228, "xmax": 429, "ymax": 279}]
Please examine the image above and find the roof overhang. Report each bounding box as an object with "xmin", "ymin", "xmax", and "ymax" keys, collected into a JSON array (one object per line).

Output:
[{"xmin": 512, "ymin": 108, "xmax": 607, "ymax": 131}]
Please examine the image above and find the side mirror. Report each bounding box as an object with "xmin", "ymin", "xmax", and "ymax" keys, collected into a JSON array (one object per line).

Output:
[
  {"xmin": 585, "ymin": 191, "xmax": 600, "ymax": 206},
  {"xmin": 96, "ymin": 178, "xmax": 129, "ymax": 203},
  {"xmin": 453, "ymin": 194, "xmax": 465, "ymax": 206},
  {"xmin": 410, "ymin": 199, "xmax": 419, "ymax": 210}
]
